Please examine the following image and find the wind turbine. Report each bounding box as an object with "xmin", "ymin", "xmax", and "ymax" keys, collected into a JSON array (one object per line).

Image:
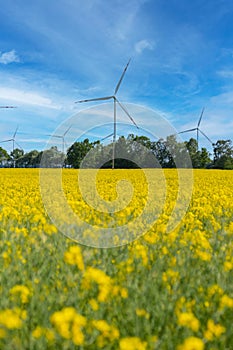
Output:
[
  {"xmin": 0, "ymin": 106, "xmax": 16, "ymax": 109},
  {"xmin": 178, "ymin": 108, "xmax": 213, "ymax": 149},
  {"xmin": 0, "ymin": 126, "xmax": 23, "ymax": 167},
  {"xmin": 75, "ymin": 59, "xmax": 139, "ymax": 169},
  {"xmin": 0, "ymin": 126, "xmax": 22, "ymax": 152},
  {"xmin": 47, "ymin": 125, "xmax": 72, "ymax": 154}
]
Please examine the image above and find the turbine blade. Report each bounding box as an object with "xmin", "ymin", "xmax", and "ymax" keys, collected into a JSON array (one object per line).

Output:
[
  {"xmin": 100, "ymin": 133, "xmax": 114, "ymax": 141},
  {"xmin": 199, "ymin": 129, "xmax": 213, "ymax": 145},
  {"xmin": 178, "ymin": 128, "xmax": 197, "ymax": 134},
  {"xmin": 0, "ymin": 139, "xmax": 12, "ymax": 143},
  {"xmin": 13, "ymin": 126, "xmax": 19, "ymax": 139},
  {"xmin": 114, "ymin": 59, "xmax": 131, "ymax": 95},
  {"xmin": 48, "ymin": 135, "xmax": 63, "ymax": 139},
  {"xmin": 63, "ymin": 125, "xmax": 72, "ymax": 136},
  {"xmin": 75, "ymin": 96, "xmax": 113, "ymax": 103},
  {"xmin": 197, "ymin": 107, "xmax": 205, "ymax": 127},
  {"xmin": 115, "ymin": 98, "xmax": 139, "ymax": 129},
  {"xmin": 15, "ymin": 141, "xmax": 23, "ymax": 150}
]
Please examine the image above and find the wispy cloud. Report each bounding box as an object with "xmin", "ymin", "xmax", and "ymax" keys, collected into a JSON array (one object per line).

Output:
[
  {"xmin": 217, "ymin": 69, "xmax": 233, "ymax": 79},
  {"xmin": 0, "ymin": 87, "xmax": 60, "ymax": 109},
  {"xmin": 210, "ymin": 90, "xmax": 233, "ymax": 105},
  {"xmin": 0, "ymin": 50, "xmax": 20, "ymax": 64},
  {"xmin": 134, "ymin": 39, "xmax": 154, "ymax": 54}
]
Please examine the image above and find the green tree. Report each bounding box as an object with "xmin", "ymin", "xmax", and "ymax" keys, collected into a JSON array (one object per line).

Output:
[
  {"xmin": 213, "ymin": 140, "xmax": 233, "ymax": 169},
  {"xmin": 66, "ymin": 139, "xmax": 94, "ymax": 168},
  {"xmin": 0, "ymin": 146, "xmax": 10, "ymax": 167},
  {"xmin": 164, "ymin": 135, "xmax": 189, "ymax": 168},
  {"xmin": 185, "ymin": 138, "xmax": 199, "ymax": 168},
  {"xmin": 199, "ymin": 147, "xmax": 211, "ymax": 168},
  {"xmin": 16, "ymin": 150, "xmax": 41, "ymax": 168},
  {"xmin": 10, "ymin": 148, "xmax": 24, "ymax": 168},
  {"xmin": 151, "ymin": 138, "xmax": 168, "ymax": 167},
  {"xmin": 40, "ymin": 146, "xmax": 64, "ymax": 168},
  {"xmin": 184, "ymin": 139, "xmax": 211, "ymax": 168}
]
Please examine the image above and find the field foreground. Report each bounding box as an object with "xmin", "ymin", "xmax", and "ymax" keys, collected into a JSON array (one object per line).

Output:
[{"xmin": 0, "ymin": 169, "xmax": 233, "ymax": 349}]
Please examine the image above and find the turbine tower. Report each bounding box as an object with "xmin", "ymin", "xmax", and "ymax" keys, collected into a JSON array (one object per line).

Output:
[
  {"xmin": 178, "ymin": 108, "xmax": 213, "ymax": 149},
  {"xmin": 75, "ymin": 59, "xmax": 139, "ymax": 169}
]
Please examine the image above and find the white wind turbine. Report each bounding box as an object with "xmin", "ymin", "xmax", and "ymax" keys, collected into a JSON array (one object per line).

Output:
[
  {"xmin": 0, "ymin": 126, "xmax": 23, "ymax": 167},
  {"xmin": 178, "ymin": 108, "xmax": 213, "ymax": 149},
  {"xmin": 75, "ymin": 59, "xmax": 139, "ymax": 169},
  {"xmin": 47, "ymin": 125, "xmax": 72, "ymax": 154}
]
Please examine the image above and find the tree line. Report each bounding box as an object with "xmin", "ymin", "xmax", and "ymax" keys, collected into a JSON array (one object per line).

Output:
[{"xmin": 0, "ymin": 134, "xmax": 233, "ymax": 169}]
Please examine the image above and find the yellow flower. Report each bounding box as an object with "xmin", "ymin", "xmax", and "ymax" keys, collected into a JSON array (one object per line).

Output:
[
  {"xmin": 92, "ymin": 319, "xmax": 119, "ymax": 341},
  {"xmin": 136, "ymin": 308, "xmax": 150, "ymax": 319},
  {"xmin": 92, "ymin": 320, "xmax": 111, "ymax": 334},
  {"xmin": 45, "ymin": 328, "xmax": 55, "ymax": 341},
  {"xmin": 32, "ymin": 326, "xmax": 43, "ymax": 338},
  {"xmin": 177, "ymin": 337, "xmax": 204, "ymax": 350},
  {"xmin": 162, "ymin": 246, "xmax": 169, "ymax": 255},
  {"xmin": 207, "ymin": 284, "xmax": 224, "ymax": 297},
  {"xmin": 226, "ymin": 222, "xmax": 233, "ymax": 235},
  {"xmin": 219, "ymin": 294, "xmax": 233, "ymax": 309},
  {"xmin": 10, "ymin": 284, "xmax": 31, "ymax": 303},
  {"xmin": 82, "ymin": 267, "xmax": 112, "ymax": 302},
  {"xmin": 50, "ymin": 307, "xmax": 86, "ymax": 345},
  {"xmin": 32, "ymin": 326, "xmax": 55, "ymax": 341},
  {"xmin": 121, "ymin": 288, "xmax": 128, "ymax": 299},
  {"xmin": 204, "ymin": 319, "xmax": 225, "ymax": 341},
  {"xmin": 177, "ymin": 312, "xmax": 200, "ymax": 332},
  {"xmin": 72, "ymin": 327, "xmax": 85, "ymax": 346},
  {"xmin": 224, "ymin": 260, "xmax": 233, "ymax": 271},
  {"xmin": 89, "ymin": 298, "xmax": 99, "ymax": 311},
  {"xmin": 130, "ymin": 243, "xmax": 148, "ymax": 266},
  {"xmin": 119, "ymin": 337, "xmax": 147, "ymax": 350},
  {"xmin": 195, "ymin": 250, "xmax": 212, "ymax": 261},
  {"xmin": 0, "ymin": 309, "xmax": 23, "ymax": 329},
  {"xmin": 162, "ymin": 269, "xmax": 179, "ymax": 284},
  {"xmin": 64, "ymin": 245, "xmax": 84, "ymax": 270}
]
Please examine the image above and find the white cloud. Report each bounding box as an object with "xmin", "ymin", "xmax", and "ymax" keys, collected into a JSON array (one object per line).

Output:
[
  {"xmin": 134, "ymin": 39, "xmax": 154, "ymax": 54},
  {"xmin": 210, "ymin": 91, "xmax": 233, "ymax": 105},
  {"xmin": 0, "ymin": 50, "xmax": 20, "ymax": 64},
  {"xmin": 0, "ymin": 87, "xmax": 60, "ymax": 109}
]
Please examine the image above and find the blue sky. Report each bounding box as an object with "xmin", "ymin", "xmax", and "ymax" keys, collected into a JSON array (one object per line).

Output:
[{"xmin": 0, "ymin": 0, "xmax": 233, "ymax": 153}]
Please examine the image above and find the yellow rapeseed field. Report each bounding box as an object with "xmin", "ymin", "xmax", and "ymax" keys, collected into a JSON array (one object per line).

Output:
[{"xmin": 0, "ymin": 168, "xmax": 232, "ymax": 349}]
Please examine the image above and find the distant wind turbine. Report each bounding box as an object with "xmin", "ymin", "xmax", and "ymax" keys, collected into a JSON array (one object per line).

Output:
[
  {"xmin": 75, "ymin": 59, "xmax": 139, "ymax": 169},
  {"xmin": 47, "ymin": 125, "xmax": 72, "ymax": 154},
  {"xmin": 0, "ymin": 106, "xmax": 16, "ymax": 108},
  {"xmin": 178, "ymin": 108, "xmax": 213, "ymax": 149},
  {"xmin": 0, "ymin": 126, "xmax": 23, "ymax": 167},
  {"xmin": 0, "ymin": 126, "xmax": 22, "ymax": 152}
]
